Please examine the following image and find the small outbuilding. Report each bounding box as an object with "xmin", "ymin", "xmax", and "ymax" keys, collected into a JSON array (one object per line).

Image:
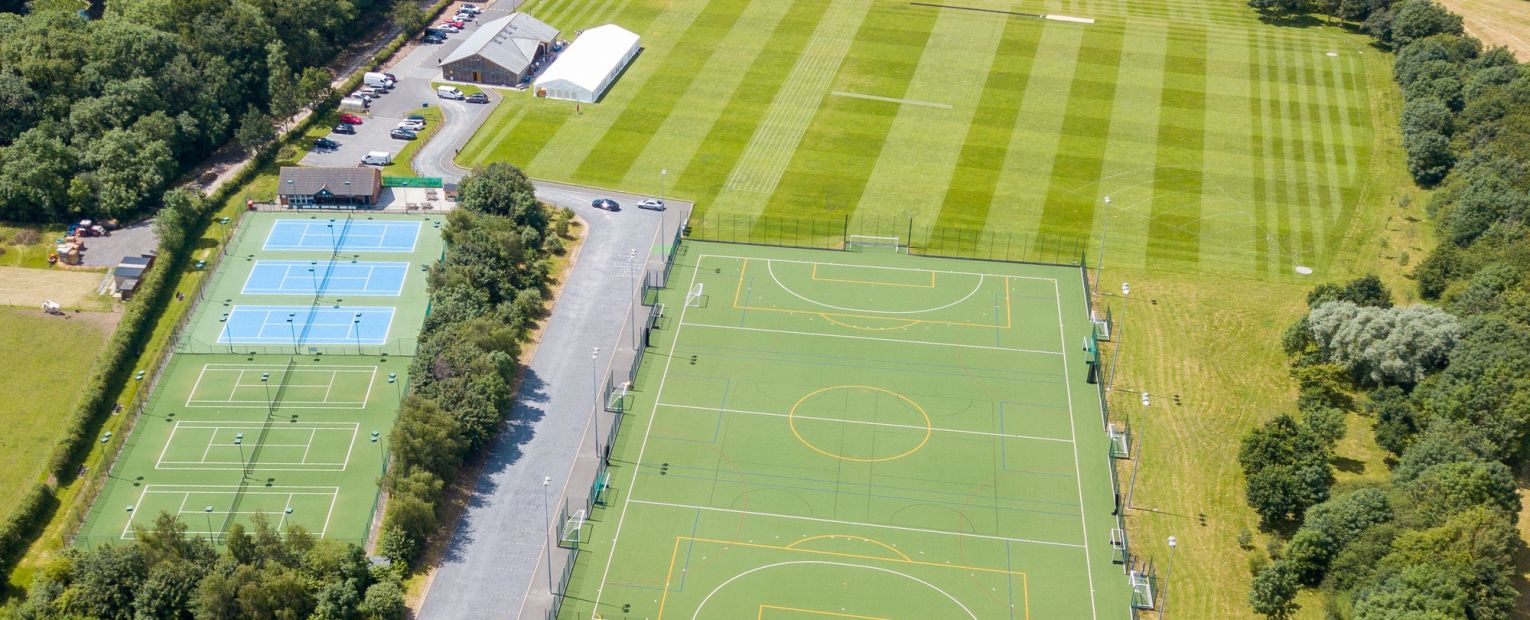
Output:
[
  {"xmin": 441, "ymin": 12, "xmax": 560, "ymax": 86},
  {"xmin": 534, "ymin": 24, "xmax": 639, "ymax": 103},
  {"xmin": 277, "ymin": 167, "xmax": 383, "ymax": 208},
  {"xmin": 111, "ymin": 254, "xmax": 156, "ymax": 300}
]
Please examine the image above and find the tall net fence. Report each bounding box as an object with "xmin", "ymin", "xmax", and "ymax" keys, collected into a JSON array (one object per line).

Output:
[{"xmin": 685, "ymin": 212, "xmax": 1089, "ymax": 266}]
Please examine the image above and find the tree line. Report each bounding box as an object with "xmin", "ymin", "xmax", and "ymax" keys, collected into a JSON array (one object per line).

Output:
[
  {"xmin": 1237, "ymin": 0, "xmax": 1530, "ymax": 618},
  {"xmin": 0, "ymin": 0, "xmax": 397, "ymax": 223}
]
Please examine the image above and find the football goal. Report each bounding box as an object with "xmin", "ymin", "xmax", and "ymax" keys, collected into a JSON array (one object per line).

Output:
[
  {"xmin": 846, "ymin": 234, "xmax": 904, "ymax": 253},
  {"xmin": 685, "ymin": 283, "xmax": 705, "ymax": 308}
]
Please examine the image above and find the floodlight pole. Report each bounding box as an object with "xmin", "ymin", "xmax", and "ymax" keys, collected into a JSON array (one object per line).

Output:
[
  {"xmin": 542, "ymin": 476, "xmax": 554, "ymax": 593},
  {"xmin": 204, "ymin": 505, "xmax": 215, "ymax": 541},
  {"xmin": 1095, "ymin": 195, "xmax": 1111, "ymax": 291},
  {"xmin": 354, "ymin": 314, "xmax": 363, "ymax": 355},
  {"xmin": 287, "ymin": 313, "xmax": 298, "ymax": 354},
  {"xmin": 261, "ymin": 373, "xmax": 272, "ymax": 417},
  {"xmin": 591, "ymin": 347, "xmax": 601, "ymax": 458},
  {"xmin": 1162, "ymin": 536, "xmax": 1178, "ymax": 618},
  {"xmin": 234, "ymin": 436, "xmax": 245, "ymax": 479}
]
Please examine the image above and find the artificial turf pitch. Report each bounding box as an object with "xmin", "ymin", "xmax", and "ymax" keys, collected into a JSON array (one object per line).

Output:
[
  {"xmin": 559, "ymin": 241, "xmax": 1130, "ymax": 619},
  {"xmin": 463, "ymin": 0, "xmax": 1382, "ymax": 279},
  {"xmin": 75, "ymin": 212, "xmax": 441, "ymax": 547}
]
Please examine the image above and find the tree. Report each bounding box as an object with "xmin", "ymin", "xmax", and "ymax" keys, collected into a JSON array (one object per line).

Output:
[
  {"xmin": 456, "ymin": 163, "xmax": 547, "ymax": 241},
  {"xmin": 1352, "ymin": 565, "xmax": 1470, "ymax": 619},
  {"xmin": 1367, "ymin": 386, "xmax": 1422, "ymax": 456},
  {"xmin": 1249, "ymin": 562, "xmax": 1301, "ymax": 618},
  {"xmin": 1239, "ymin": 415, "xmax": 1335, "ymax": 524},
  {"xmin": 132, "ymin": 559, "xmax": 205, "ymax": 620},
  {"xmin": 1279, "ymin": 488, "xmax": 1393, "ymax": 585},
  {"xmin": 265, "ymin": 42, "xmax": 299, "ymax": 121},
  {"xmin": 1403, "ymin": 128, "xmax": 1455, "ymax": 186},
  {"xmin": 1389, "ymin": 0, "xmax": 1464, "ymax": 49},
  {"xmin": 296, "ymin": 66, "xmax": 333, "ymax": 110},
  {"xmin": 57, "ymin": 544, "xmax": 149, "ymax": 620},
  {"xmin": 388, "ymin": 0, "xmax": 427, "ymax": 34},
  {"xmin": 234, "ymin": 105, "xmax": 275, "ymax": 155},
  {"xmin": 1415, "ymin": 316, "xmax": 1530, "ymax": 461},
  {"xmin": 1403, "ymin": 460, "xmax": 1519, "ymax": 527},
  {"xmin": 152, "ymin": 188, "xmax": 202, "ymax": 253},
  {"xmin": 359, "ymin": 578, "xmax": 406, "ymax": 620},
  {"xmin": 1373, "ymin": 507, "xmax": 1518, "ymax": 619},
  {"xmin": 1306, "ymin": 302, "xmax": 1461, "ymax": 385},
  {"xmin": 0, "ymin": 124, "xmax": 78, "ymax": 221}
]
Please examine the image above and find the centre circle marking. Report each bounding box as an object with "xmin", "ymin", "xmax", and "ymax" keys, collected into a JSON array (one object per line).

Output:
[{"xmin": 788, "ymin": 386, "xmax": 932, "ymax": 463}]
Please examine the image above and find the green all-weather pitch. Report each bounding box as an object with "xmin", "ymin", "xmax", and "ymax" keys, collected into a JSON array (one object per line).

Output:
[
  {"xmin": 76, "ymin": 211, "xmax": 443, "ymax": 547},
  {"xmin": 561, "ymin": 241, "xmax": 1130, "ymax": 619}
]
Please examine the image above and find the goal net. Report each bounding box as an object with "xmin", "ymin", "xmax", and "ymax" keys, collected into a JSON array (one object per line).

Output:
[
  {"xmin": 846, "ymin": 234, "xmax": 904, "ymax": 253},
  {"xmin": 685, "ymin": 283, "xmax": 705, "ymax": 308},
  {"xmin": 558, "ymin": 509, "xmax": 586, "ymax": 549}
]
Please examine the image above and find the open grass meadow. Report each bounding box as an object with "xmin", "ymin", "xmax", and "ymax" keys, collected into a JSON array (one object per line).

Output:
[
  {"xmin": 0, "ymin": 309, "xmax": 113, "ymax": 508},
  {"xmin": 460, "ymin": 0, "xmax": 1400, "ymax": 280}
]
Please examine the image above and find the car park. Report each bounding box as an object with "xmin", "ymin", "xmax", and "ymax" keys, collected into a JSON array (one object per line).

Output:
[
  {"xmin": 333, "ymin": 123, "xmax": 356, "ymax": 134},
  {"xmin": 390, "ymin": 128, "xmax": 417, "ymax": 140},
  {"xmin": 339, "ymin": 113, "xmax": 364, "ymax": 125},
  {"xmin": 637, "ymin": 199, "xmax": 665, "ymax": 211},
  {"xmin": 313, "ymin": 137, "xmax": 340, "ymax": 150},
  {"xmin": 466, "ymin": 92, "xmax": 489, "ymax": 104},
  {"xmin": 591, "ymin": 198, "xmax": 620, "ymax": 211}
]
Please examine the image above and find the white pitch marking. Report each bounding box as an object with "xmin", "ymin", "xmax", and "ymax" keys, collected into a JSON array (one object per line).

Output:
[{"xmin": 656, "ymin": 403, "xmax": 1074, "ymax": 443}]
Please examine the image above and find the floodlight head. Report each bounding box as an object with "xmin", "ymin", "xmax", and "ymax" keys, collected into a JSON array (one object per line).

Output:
[
  {"xmin": 204, "ymin": 506, "xmax": 214, "ymax": 513},
  {"xmin": 1168, "ymin": 535, "xmax": 1177, "ymax": 548},
  {"xmin": 543, "ymin": 476, "xmax": 551, "ymax": 487},
  {"xmin": 1104, "ymin": 195, "xmax": 1112, "ymax": 205}
]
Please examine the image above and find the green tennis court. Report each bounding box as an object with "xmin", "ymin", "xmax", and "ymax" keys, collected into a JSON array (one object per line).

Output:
[
  {"xmin": 75, "ymin": 353, "xmax": 406, "ymax": 546},
  {"xmin": 562, "ymin": 241, "xmax": 1132, "ymax": 619}
]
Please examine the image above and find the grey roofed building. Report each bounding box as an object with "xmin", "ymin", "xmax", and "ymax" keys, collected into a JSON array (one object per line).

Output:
[
  {"xmin": 276, "ymin": 166, "xmax": 382, "ymax": 208},
  {"xmin": 441, "ymin": 12, "xmax": 559, "ymax": 86}
]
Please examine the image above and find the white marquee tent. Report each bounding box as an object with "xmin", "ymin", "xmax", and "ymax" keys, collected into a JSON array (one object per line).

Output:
[{"xmin": 534, "ymin": 24, "xmax": 639, "ymax": 103}]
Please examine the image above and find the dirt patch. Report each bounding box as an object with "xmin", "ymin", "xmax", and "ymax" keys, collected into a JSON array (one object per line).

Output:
[
  {"xmin": 1436, "ymin": 0, "xmax": 1530, "ymax": 61},
  {"xmin": 0, "ymin": 266, "xmax": 111, "ymax": 310}
]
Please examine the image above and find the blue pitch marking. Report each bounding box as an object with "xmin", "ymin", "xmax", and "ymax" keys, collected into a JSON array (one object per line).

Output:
[
  {"xmin": 263, "ymin": 219, "xmax": 421, "ymax": 253},
  {"xmin": 242, "ymin": 260, "xmax": 408, "ymax": 296},
  {"xmin": 219, "ymin": 305, "xmax": 395, "ymax": 345}
]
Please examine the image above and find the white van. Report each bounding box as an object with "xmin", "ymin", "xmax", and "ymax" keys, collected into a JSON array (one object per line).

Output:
[
  {"xmin": 361, "ymin": 151, "xmax": 393, "ymax": 166},
  {"xmin": 436, "ymin": 85, "xmax": 464, "ymax": 100},
  {"xmin": 363, "ymin": 72, "xmax": 394, "ymax": 89}
]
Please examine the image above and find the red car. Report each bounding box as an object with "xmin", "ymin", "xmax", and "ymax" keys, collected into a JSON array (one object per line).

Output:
[
  {"xmin": 445, "ymin": 19, "xmax": 465, "ymax": 28},
  {"xmin": 339, "ymin": 113, "xmax": 364, "ymax": 125}
]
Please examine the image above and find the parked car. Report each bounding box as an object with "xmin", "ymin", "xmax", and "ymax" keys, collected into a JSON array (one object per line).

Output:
[
  {"xmin": 333, "ymin": 123, "xmax": 356, "ymax": 134},
  {"xmin": 349, "ymin": 91, "xmax": 373, "ymax": 102},
  {"xmin": 637, "ymin": 199, "xmax": 665, "ymax": 211},
  {"xmin": 361, "ymin": 151, "xmax": 392, "ymax": 166},
  {"xmin": 314, "ymin": 137, "xmax": 340, "ymax": 150},
  {"xmin": 390, "ymin": 128, "xmax": 417, "ymax": 140},
  {"xmin": 445, "ymin": 19, "xmax": 464, "ymax": 28},
  {"xmin": 460, "ymin": 4, "xmax": 481, "ymax": 13},
  {"xmin": 425, "ymin": 27, "xmax": 446, "ymax": 37},
  {"xmin": 383, "ymin": 72, "xmax": 398, "ymax": 82},
  {"xmin": 466, "ymin": 92, "xmax": 489, "ymax": 104},
  {"xmin": 339, "ymin": 113, "xmax": 364, "ymax": 125},
  {"xmin": 454, "ymin": 12, "xmax": 474, "ymax": 21},
  {"xmin": 437, "ymin": 23, "xmax": 460, "ymax": 33},
  {"xmin": 397, "ymin": 119, "xmax": 425, "ymax": 131},
  {"xmin": 423, "ymin": 33, "xmax": 446, "ymax": 44},
  {"xmin": 436, "ymin": 85, "xmax": 464, "ymax": 100},
  {"xmin": 591, "ymin": 198, "xmax": 620, "ymax": 211}
]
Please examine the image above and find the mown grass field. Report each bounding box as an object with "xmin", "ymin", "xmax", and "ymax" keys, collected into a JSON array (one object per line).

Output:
[
  {"xmin": 0, "ymin": 309, "xmax": 112, "ymax": 509},
  {"xmin": 462, "ymin": 0, "xmax": 1389, "ymax": 280}
]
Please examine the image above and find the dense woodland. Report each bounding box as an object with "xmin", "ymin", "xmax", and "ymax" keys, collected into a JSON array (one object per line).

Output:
[
  {"xmin": 1240, "ymin": 0, "xmax": 1530, "ymax": 618},
  {"xmin": 0, "ymin": 0, "xmax": 392, "ymax": 223}
]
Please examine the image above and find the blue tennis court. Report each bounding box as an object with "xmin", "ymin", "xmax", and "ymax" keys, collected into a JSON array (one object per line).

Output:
[
  {"xmin": 263, "ymin": 219, "xmax": 421, "ymax": 253},
  {"xmin": 242, "ymin": 260, "xmax": 408, "ymax": 296},
  {"xmin": 218, "ymin": 306, "xmax": 395, "ymax": 345}
]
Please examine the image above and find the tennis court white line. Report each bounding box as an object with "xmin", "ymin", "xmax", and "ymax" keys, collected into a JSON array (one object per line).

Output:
[
  {"xmin": 698, "ymin": 253, "xmax": 1059, "ymax": 282},
  {"xmin": 627, "ymin": 499, "xmax": 1084, "ymax": 549},
  {"xmin": 764, "ymin": 259, "xmax": 988, "ymax": 315},
  {"xmin": 656, "ymin": 403, "xmax": 1073, "ymax": 443},
  {"xmin": 681, "ymin": 321, "xmax": 1063, "ymax": 355},
  {"xmin": 1055, "ymin": 279, "xmax": 1099, "ymax": 619}
]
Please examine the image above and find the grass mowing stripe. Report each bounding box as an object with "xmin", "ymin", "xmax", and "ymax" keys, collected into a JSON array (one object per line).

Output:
[
  {"xmin": 989, "ymin": 22, "xmax": 1086, "ymax": 239},
  {"xmin": 712, "ymin": 0, "xmax": 875, "ymax": 206},
  {"xmin": 932, "ymin": 14, "xmax": 1043, "ymax": 233},
  {"xmin": 1088, "ymin": 24, "xmax": 1167, "ymax": 274},
  {"xmin": 526, "ymin": 1, "xmax": 696, "ymax": 175},
  {"xmin": 1035, "ymin": 21, "xmax": 1125, "ymax": 238},
  {"xmin": 848, "ymin": 7, "xmax": 1019, "ymax": 231},
  {"xmin": 568, "ymin": 0, "xmax": 746, "ymax": 187},
  {"xmin": 1299, "ymin": 39, "xmax": 1347, "ymax": 238},
  {"xmin": 1248, "ymin": 28, "xmax": 1273, "ymax": 276},
  {"xmin": 1201, "ymin": 27, "xmax": 1258, "ymax": 274},
  {"xmin": 1145, "ymin": 23, "xmax": 1206, "ymax": 267},
  {"xmin": 457, "ymin": 99, "xmax": 530, "ymax": 164},
  {"xmin": 669, "ymin": 0, "xmax": 836, "ymax": 208},
  {"xmin": 618, "ymin": 0, "xmax": 798, "ymax": 192},
  {"xmin": 1277, "ymin": 35, "xmax": 1318, "ymax": 266}
]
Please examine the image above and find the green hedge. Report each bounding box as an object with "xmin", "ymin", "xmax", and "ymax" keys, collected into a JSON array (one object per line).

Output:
[{"xmin": 0, "ymin": 485, "xmax": 56, "ymax": 579}]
